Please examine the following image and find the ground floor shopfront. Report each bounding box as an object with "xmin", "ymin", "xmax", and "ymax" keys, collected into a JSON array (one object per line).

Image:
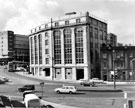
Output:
[
  {"xmin": 30, "ymin": 66, "xmax": 90, "ymax": 81},
  {"xmin": 101, "ymin": 69, "xmax": 135, "ymax": 81}
]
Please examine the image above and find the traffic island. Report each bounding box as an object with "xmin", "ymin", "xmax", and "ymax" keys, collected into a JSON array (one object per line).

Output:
[{"xmin": 77, "ymin": 87, "xmax": 123, "ymax": 92}]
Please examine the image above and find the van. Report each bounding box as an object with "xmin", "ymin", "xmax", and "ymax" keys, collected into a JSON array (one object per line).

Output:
[{"xmin": 24, "ymin": 93, "xmax": 41, "ymax": 108}]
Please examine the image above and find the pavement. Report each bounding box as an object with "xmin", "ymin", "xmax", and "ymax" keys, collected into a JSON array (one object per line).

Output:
[{"xmin": 13, "ymin": 71, "xmax": 128, "ymax": 108}]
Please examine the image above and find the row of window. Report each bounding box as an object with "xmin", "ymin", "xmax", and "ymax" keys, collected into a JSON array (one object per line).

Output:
[{"xmin": 30, "ymin": 27, "xmax": 84, "ymax": 65}]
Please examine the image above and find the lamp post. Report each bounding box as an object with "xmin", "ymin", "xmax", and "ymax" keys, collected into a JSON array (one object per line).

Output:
[
  {"xmin": 112, "ymin": 49, "xmax": 116, "ymax": 89},
  {"xmin": 130, "ymin": 58, "xmax": 135, "ymax": 80}
]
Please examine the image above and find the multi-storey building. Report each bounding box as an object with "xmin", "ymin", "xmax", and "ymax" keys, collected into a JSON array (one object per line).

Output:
[
  {"xmin": 29, "ymin": 12, "xmax": 107, "ymax": 81},
  {"xmin": 107, "ymin": 33, "xmax": 117, "ymax": 46},
  {"xmin": 101, "ymin": 46, "xmax": 135, "ymax": 81},
  {"xmin": 0, "ymin": 31, "xmax": 29, "ymax": 65}
]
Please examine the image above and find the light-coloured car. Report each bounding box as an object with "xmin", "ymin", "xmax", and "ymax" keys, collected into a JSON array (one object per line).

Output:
[
  {"xmin": 78, "ymin": 79, "xmax": 88, "ymax": 84},
  {"xmin": 0, "ymin": 76, "xmax": 9, "ymax": 82},
  {"xmin": 89, "ymin": 78, "xmax": 104, "ymax": 84},
  {"xmin": 55, "ymin": 85, "xmax": 77, "ymax": 94}
]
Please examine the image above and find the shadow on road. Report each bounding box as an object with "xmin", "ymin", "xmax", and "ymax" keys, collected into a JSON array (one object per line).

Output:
[{"xmin": 11, "ymin": 100, "xmax": 25, "ymax": 108}]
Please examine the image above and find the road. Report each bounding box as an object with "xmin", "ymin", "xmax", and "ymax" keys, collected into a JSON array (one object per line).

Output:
[{"xmin": 0, "ymin": 66, "xmax": 135, "ymax": 108}]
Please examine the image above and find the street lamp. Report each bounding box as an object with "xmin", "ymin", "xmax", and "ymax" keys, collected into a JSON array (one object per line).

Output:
[
  {"xmin": 130, "ymin": 58, "xmax": 135, "ymax": 80},
  {"xmin": 112, "ymin": 49, "xmax": 116, "ymax": 89}
]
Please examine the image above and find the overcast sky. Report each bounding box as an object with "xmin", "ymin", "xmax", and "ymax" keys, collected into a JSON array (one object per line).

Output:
[{"xmin": 0, "ymin": 0, "xmax": 135, "ymax": 45}]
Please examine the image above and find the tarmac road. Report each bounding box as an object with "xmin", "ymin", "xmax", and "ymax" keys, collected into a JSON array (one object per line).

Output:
[{"xmin": 1, "ymin": 66, "xmax": 135, "ymax": 108}]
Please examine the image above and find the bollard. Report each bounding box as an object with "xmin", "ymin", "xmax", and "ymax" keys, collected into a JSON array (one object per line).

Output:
[
  {"xmin": 124, "ymin": 92, "xmax": 127, "ymax": 108},
  {"xmin": 124, "ymin": 92, "xmax": 127, "ymax": 99}
]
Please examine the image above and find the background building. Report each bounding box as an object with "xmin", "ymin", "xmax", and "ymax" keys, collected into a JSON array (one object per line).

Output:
[
  {"xmin": 29, "ymin": 12, "xmax": 107, "ymax": 81},
  {"xmin": 107, "ymin": 33, "xmax": 117, "ymax": 46},
  {"xmin": 101, "ymin": 46, "xmax": 135, "ymax": 81},
  {"xmin": 0, "ymin": 31, "xmax": 29, "ymax": 65}
]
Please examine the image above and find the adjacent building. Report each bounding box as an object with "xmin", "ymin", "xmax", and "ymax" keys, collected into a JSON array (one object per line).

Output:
[
  {"xmin": 0, "ymin": 31, "xmax": 29, "ymax": 65},
  {"xmin": 29, "ymin": 12, "xmax": 107, "ymax": 81},
  {"xmin": 107, "ymin": 33, "xmax": 117, "ymax": 46},
  {"xmin": 101, "ymin": 46, "xmax": 135, "ymax": 81}
]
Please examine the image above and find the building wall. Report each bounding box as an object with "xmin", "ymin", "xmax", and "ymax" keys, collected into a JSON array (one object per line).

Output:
[
  {"xmin": 14, "ymin": 34, "xmax": 29, "ymax": 62},
  {"xmin": 0, "ymin": 31, "xmax": 29, "ymax": 65},
  {"xmin": 29, "ymin": 12, "xmax": 107, "ymax": 81},
  {"xmin": 107, "ymin": 33, "xmax": 117, "ymax": 46},
  {"xmin": 101, "ymin": 46, "xmax": 135, "ymax": 81}
]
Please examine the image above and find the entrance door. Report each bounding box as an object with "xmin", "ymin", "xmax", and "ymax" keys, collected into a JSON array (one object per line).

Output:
[
  {"xmin": 103, "ymin": 75, "xmax": 107, "ymax": 81},
  {"xmin": 43, "ymin": 68, "xmax": 50, "ymax": 76},
  {"xmin": 76, "ymin": 69, "xmax": 84, "ymax": 80}
]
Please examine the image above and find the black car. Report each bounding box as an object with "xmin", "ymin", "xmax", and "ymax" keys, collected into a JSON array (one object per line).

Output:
[
  {"xmin": 18, "ymin": 85, "xmax": 35, "ymax": 92},
  {"xmin": 81, "ymin": 81, "xmax": 95, "ymax": 87}
]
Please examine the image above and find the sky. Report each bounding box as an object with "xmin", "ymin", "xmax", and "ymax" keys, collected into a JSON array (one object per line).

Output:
[{"xmin": 0, "ymin": 0, "xmax": 135, "ymax": 45}]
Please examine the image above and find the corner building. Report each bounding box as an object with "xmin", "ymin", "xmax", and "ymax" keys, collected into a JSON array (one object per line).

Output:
[{"xmin": 29, "ymin": 12, "xmax": 107, "ymax": 81}]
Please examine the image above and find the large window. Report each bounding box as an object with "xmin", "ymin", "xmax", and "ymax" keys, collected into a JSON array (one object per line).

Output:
[
  {"xmin": 99, "ymin": 30, "xmax": 103, "ymax": 40},
  {"xmin": 94, "ymin": 28, "xmax": 98, "ymax": 39},
  {"xmin": 64, "ymin": 29, "xmax": 72, "ymax": 64},
  {"xmin": 30, "ymin": 37, "xmax": 34, "ymax": 64},
  {"xmin": 45, "ymin": 39, "xmax": 48, "ymax": 45},
  {"xmin": 54, "ymin": 30, "xmax": 61, "ymax": 64},
  {"xmin": 34, "ymin": 36, "xmax": 38, "ymax": 64},
  {"xmin": 75, "ymin": 28, "xmax": 84, "ymax": 64},
  {"xmin": 38, "ymin": 34, "xmax": 42, "ymax": 64}
]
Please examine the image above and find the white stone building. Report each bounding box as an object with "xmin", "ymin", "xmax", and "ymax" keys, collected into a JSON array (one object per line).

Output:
[{"xmin": 29, "ymin": 12, "xmax": 107, "ymax": 81}]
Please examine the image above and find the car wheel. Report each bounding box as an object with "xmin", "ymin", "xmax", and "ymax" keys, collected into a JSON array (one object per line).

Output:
[
  {"xmin": 56, "ymin": 90, "xmax": 60, "ymax": 94},
  {"xmin": 69, "ymin": 91, "xmax": 72, "ymax": 94}
]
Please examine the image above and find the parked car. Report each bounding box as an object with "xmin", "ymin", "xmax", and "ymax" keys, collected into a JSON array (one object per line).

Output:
[
  {"xmin": 78, "ymin": 79, "xmax": 88, "ymax": 84},
  {"xmin": 0, "ymin": 76, "xmax": 9, "ymax": 82},
  {"xmin": 89, "ymin": 78, "xmax": 104, "ymax": 84},
  {"xmin": 55, "ymin": 85, "xmax": 77, "ymax": 94},
  {"xmin": 0, "ymin": 79, "xmax": 5, "ymax": 84},
  {"xmin": 0, "ymin": 95, "xmax": 12, "ymax": 108},
  {"xmin": 18, "ymin": 85, "xmax": 35, "ymax": 92},
  {"xmin": 81, "ymin": 80, "xmax": 95, "ymax": 87}
]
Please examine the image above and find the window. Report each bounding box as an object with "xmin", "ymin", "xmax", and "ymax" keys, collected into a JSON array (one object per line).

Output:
[
  {"xmin": 55, "ymin": 22, "xmax": 59, "ymax": 27},
  {"xmin": 99, "ymin": 30, "xmax": 103, "ymax": 40},
  {"xmin": 54, "ymin": 30, "xmax": 61, "ymax": 64},
  {"xmin": 76, "ymin": 19, "xmax": 81, "ymax": 23},
  {"xmin": 130, "ymin": 52, "xmax": 133, "ymax": 58},
  {"xmin": 64, "ymin": 29, "xmax": 72, "ymax": 64},
  {"xmin": 65, "ymin": 21, "xmax": 69, "ymax": 25},
  {"xmin": 90, "ymin": 27, "xmax": 93, "ymax": 39},
  {"xmin": 38, "ymin": 34, "xmax": 42, "ymax": 64},
  {"xmin": 45, "ymin": 24, "xmax": 48, "ymax": 28},
  {"xmin": 45, "ymin": 32, "xmax": 48, "ymax": 37},
  {"xmin": 75, "ymin": 28, "xmax": 84, "ymax": 64},
  {"xmin": 45, "ymin": 39, "xmax": 48, "ymax": 45},
  {"xmin": 102, "ymin": 53, "xmax": 107, "ymax": 58},
  {"xmin": 34, "ymin": 36, "xmax": 38, "ymax": 64},
  {"xmin": 45, "ymin": 58, "xmax": 49, "ymax": 64},
  {"xmin": 45, "ymin": 49, "xmax": 49, "ymax": 54},
  {"xmin": 94, "ymin": 28, "xmax": 98, "ymax": 39}
]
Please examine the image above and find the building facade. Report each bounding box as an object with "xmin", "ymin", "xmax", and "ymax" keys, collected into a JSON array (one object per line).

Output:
[
  {"xmin": 107, "ymin": 33, "xmax": 117, "ymax": 46},
  {"xmin": 29, "ymin": 12, "xmax": 107, "ymax": 81},
  {"xmin": 0, "ymin": 31, "xmax": 29, "ymax": 65},
  {"xmin": 101, "ymin": 46, "xmax": 135, "ymax": 81}
]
